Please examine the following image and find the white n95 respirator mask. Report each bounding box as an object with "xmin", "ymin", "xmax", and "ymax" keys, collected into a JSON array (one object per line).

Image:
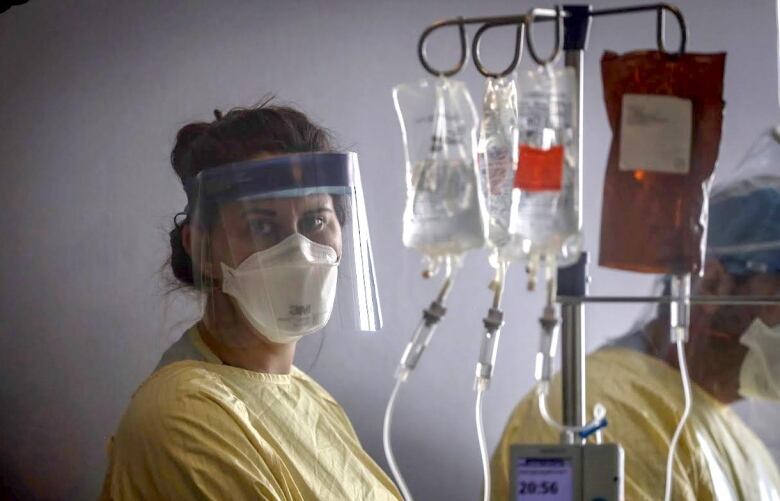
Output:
[
  {"xmin": 738, "ymin": 318, "xmax": 780, "ymax": 401},
  {"xmin": 220, "ymin": 233, "xmax": 339, "ymax": 344}
]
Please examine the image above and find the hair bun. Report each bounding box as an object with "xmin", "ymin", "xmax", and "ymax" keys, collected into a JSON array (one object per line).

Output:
[
  {"xmin": 171, "ymin": 122, "xmax": 212, "ymax": 180},
  {"xmin": 213, "ymin": 109, "xmax": 224, "ymax": 120},
  {"xmin": 176, "ymin": 123, "xmax": 210, "ymax": 148}
]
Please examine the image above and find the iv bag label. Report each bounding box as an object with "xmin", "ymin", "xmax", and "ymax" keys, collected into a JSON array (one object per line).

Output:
[
  {"xmin": 619, "ymin": 94, "xmax": 692, "ymax": 174},
  {"xmin": 514, "ymin": 145, "xmax": 563, "ymax": 191}
]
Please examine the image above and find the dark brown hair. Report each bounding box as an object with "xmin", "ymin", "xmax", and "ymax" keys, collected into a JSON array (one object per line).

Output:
[{"xmin": 168, "ymin": 100, "xmax": 334, "ymax": 287}]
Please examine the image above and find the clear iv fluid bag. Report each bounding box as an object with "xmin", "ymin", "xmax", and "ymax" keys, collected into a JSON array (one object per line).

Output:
[
  {"xmin": 507, "ymin": 65, "xmax": 582, "ymax": 266},
  {"xmin": 393, "ymin": 78, "xmax": 487, "ymax": 257},
  {"xmin": 477, "ymin": 77, "xmax": 518, "ymax": 249}
]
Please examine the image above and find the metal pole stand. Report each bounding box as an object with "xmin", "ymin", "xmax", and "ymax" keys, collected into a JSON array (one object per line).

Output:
[
  {"xmin": 557, "ymin": 252, "xmax": 589, "ymax": 444},
  {"xmin": 559, "ymin": 3, "xmax": 592, "ymax": 444}
]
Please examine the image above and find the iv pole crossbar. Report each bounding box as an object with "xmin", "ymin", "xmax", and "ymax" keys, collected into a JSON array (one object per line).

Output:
[
  {"xmin": 558, "ymin": 295, "xmax": 780, "ymax": 305},
  {"xmin": 417, "ymin": 3, "xmax": 687, "ymax": 78}
]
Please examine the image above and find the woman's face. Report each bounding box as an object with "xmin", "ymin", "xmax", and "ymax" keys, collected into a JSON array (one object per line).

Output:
[
  {"xmin": 193, "ymin": 193, "xmax": 343, "ymax": 281},
  {"xmin": 689, "ymin": 258, "xmax": 780, "ymax": 339},
  {"xmin": 707, "ymin": 272, "xmax": 780, "ymax": 337},
  {"xmin": 686, "ymin": 266, "xmax": 780, "ymax": 402}
]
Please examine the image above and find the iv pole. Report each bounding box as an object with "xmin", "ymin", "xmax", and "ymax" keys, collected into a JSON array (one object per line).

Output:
[
  {"xmin": 410, "ymin": 5, "xmax": 698, "ymax": 500},
  {"xmin": 558, "ymin": 5, "xmax": 591, "ymax": 440},
  {"xmin": 411, "ymin": 6, "xmax": 780, "ymax": 500},
  {"xmin": 417, "ymin": 2, "xmax": 688, "ymax": 444}
]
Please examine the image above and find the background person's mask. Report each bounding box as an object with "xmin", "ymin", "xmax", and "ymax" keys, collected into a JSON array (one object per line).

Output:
[
  {"xmin": 739, "ymin": 318, "xmax": 780, "ymax": 401},
  {"xmin": 221, "ymin": 233, "xmax": 339, "ymax": 344}
]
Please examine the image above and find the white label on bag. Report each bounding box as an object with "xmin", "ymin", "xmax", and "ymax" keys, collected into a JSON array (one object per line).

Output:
[{"xmin": 619, "ymin": 94, "xmax": 692, "ymax": 174}]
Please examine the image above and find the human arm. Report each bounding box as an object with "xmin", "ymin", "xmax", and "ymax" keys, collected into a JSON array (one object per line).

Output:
[{"xmin": 101, "ymin": 367, "xmax": 302, "ymax": 501}]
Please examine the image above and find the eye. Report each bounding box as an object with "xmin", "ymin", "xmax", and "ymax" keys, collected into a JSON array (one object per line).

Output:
[
  {"xmin": 300, "ymin": 214, "xmax": 327, "ymax": 234},
  {"xmin": 248, "ymin": 219, "xmax": 275, "ymax": 237}
]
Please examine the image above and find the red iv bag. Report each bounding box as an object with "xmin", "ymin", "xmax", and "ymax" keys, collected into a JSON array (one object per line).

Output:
[{"xmin": 598, "ymin": 50, "xmax": 726, "ymax": 275}]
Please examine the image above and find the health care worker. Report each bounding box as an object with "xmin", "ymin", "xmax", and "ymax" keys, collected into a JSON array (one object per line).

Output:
[
  {"xmin": 101, "ymin": 103, "xmax": 401, "ymax": 500},
  {"xmin": 491, "ymin": 173, "xmax": 780, "ymax": 500}
]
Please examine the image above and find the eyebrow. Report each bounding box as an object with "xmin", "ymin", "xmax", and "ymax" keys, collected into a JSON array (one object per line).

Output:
[
  {"xmin": 303, "ymin": 207, "xmax": 334, "ymax": 216},
  {"xmin": 243, "ymin": 208, "xmax": 277, "ymax": 217}
]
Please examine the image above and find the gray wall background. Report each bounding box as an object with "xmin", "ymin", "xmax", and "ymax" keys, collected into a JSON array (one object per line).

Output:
[{"xmin": 1, "ymin": 0, "xmax": 778, "ymax": 499}]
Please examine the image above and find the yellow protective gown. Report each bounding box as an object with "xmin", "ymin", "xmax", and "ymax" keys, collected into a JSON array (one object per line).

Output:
[
  {"xmin": 491, "ymin": 347, "xmax": 780, "ymax": 501},
  {"xmin": 101, "ymin": 325, "xmax": 401, "ymax": 500}
]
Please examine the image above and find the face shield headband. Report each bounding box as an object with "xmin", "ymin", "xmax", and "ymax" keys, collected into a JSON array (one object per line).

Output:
[
  {"xmin": 183, "ymin": 152, "xmax": 355, "ymax": 220},
  {"xmin": 707, "ymin": 183, "xmax": 780, "ymax": 276}
]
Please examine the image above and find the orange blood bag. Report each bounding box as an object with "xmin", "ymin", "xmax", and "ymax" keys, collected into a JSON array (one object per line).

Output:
[{"xmin": 598, "ymin": 50, "xmax": 726, "ymax": 275}]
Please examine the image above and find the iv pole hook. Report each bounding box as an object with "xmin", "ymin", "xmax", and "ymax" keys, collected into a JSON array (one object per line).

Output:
[
  {"xmin": 418, "ymin": 17, "xmax": 469, "ymax": 77},
  {"xmin": 526, "ymin": 6, "xmax": 564, "ymax": 66},
  {"xmin": 656, "ymin": 4, "xmax": 687, "ymax": 55},
  {"xmin": 472, "ymin": 20, "xmax": 525, "ymax": 78}
]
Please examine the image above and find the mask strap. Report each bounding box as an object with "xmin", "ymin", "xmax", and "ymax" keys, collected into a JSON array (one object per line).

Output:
[{"xmin": 174, "ymin": 210, "xmax": 189, "ymax": 228}]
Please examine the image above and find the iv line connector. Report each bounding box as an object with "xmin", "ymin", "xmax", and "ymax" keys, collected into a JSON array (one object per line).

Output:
[{"xmin": 423, "ymin": 300, "xmax": 447, "ymax": 326}]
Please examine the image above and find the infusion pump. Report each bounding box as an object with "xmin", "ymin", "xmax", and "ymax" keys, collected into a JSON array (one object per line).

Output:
[{"xmin": 509, "ymin": 443, "xmax": 624, "ymax": 501}]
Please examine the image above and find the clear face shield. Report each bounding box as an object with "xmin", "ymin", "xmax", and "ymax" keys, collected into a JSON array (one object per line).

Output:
[
  {"xmin": 184, "ymin": 152, "xmax": 381, "ymax": 346},
  {"xmin": 620, "ymin": 131, "xmax": 780, "ymax": 399},
  {"xmin": 690, "ymin": 169, "xmax": 780, "ymax": 496},
  {"xmin": 705, "ymin": 139, "xmax": 780, "ymax": 405},
  {"xmin": 624, "ymin": 132, "xmax": 780, "ymax": 500}
]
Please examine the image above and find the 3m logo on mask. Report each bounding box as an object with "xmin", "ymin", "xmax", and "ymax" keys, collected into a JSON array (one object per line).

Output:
[{"xmin": 290, "ymin": 304, "xmax": 311, "ymax": 316}]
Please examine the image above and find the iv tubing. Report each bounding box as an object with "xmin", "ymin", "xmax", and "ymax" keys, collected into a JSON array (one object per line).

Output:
[
  {"xmin": 383, "ymin": 259, "xmax": 456, "ymax": 501},
  {"xmin": 475, "ymin": 387, "xmax": 490, "ymax": 501},
  {"xmin": 492, "ymin": 262, "xmax": 507, "ymax": 309},
  {"xmin": 474, "ymin": 261, "xmax": 507, "ymax": 501},
  {"xmin": 383, "ymin": 377, "xmax": 414, "ymax": 501},
  {"xmin": 664, "ymin": 274, "xmax": 693, "ymax": 501},
  {"xmin": 475, "ymin": 262, "xmax": 507, "ymax": 391},
  {"xmin": 663, "ymin": 336, "xmax": 692, "ymax": 501},
  {"xmin": 535, "ymin": 259, "xmax": 607, "ymax": 436},
  {"xmin": 537, "ymin": 389, "xmax": 606, "ymax": 436}
]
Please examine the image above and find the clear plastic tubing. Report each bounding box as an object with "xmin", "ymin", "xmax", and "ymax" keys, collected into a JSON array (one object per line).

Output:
[
  {"xmin": 383, "ymin": 265, "xmax": 457, "ymax": 501},
  {"xmin": 474, "ymin": 263, "xmax": 507, "ymax": 501},
  {"xmin": 664, "ymin": 274, "xmax": 692, "ymax": 501}
]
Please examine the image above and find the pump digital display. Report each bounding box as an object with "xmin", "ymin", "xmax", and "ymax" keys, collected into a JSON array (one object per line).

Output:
[{"xmin": 515, "ymin": 457, "xmax": 574, "ymax": 500}]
